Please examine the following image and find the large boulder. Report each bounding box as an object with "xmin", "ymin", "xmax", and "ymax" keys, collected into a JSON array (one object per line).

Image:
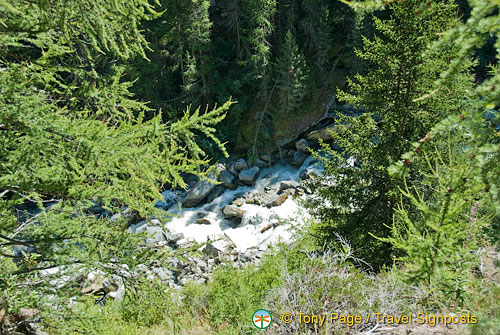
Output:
[
  {"xmin": 219, "ymin": 171, "xmax": 237, "ymax": 190},
  {"xmin": 234, "ymin": 158, "xmax": 248, "ymax": 171},
  {"xmin": 182, "ymin": 164, "xmax": 225, "ymax": 208},
  {"xmin": 295, "ymin": 138, "xmax": 310, "ymax": 152},
  {"xmin": 292, "ymin": 151, "xmax": 308, "ymax": 166},
  {"xmin": 305, "ymin": 125, "xmax": 338, "ymax": 142},
  {"xmin": 207, "ymin": 185, "xmax": 225, "ymax": 203},
  {"xmin": 239, "ymin": 166, "xmax": 260, "ymax": 185}
]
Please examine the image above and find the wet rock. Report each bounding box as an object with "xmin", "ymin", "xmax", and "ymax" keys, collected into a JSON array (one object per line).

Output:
[
  {"xmin": 234, "ymin": 158, "xmax": 248, "ymax": 171},
  {"xmin": 266, "ymin": 193, "xmax": 288, "ymax": 208},
  {"xmin": 232, "ymin": 198, "xmax": 245, "ymax": 206},
  {"xmin": 260, "ymin": 154, "xmax": 272, "ymax": 163},
  {"xmin": 239, "ymin": 166, "xmax": 260, "ymax": 185},
  {"xmin": 219, "ymin": 171, "xmax": 237, "ymax": 190},
  {"xmin": 295, "ymin": 138, "xmax": 310, "ymax": 152},
  {"xmin": 207, "ymin": 185, "xmax": 225, "ymax": 202},
  {"xmin": 292, "ymin": 151, "xmax": 308, "ymax": 166},
  {"xmin": 195, "ymin": 218, "xmax": 212, "ymax": 225},
  {"xmin": 182, "ymin": 180, "xmax": 217, "ymax": 208},
  {"xmin": 182, "ymin": 164, "xmax": 225, "ymax": 208},
  {"xmin": 279, "ymin": 180, "xmax": 300, "ymax": 192},
  {"xmin": 305, "ymin": 125, "xmax": 337, "ymax": 142},
  {"xmin": 255, "ymin": 158, "xmax": 268, "ymax": 169},
  {"xmin": 223, "ymin": 205, "xmax": 246, "ymax": 220}
]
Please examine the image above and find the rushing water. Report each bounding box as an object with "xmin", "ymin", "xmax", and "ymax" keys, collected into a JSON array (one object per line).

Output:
[{"xmin": 157, "ymin": 156, "xmax": 321, "ymax": 252}]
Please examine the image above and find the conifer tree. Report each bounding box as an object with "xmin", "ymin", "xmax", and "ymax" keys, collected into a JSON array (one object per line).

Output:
[
  {"xmin": 304, "ymin": 0, "xmax": 474, "ymax": 266},
  {"xmin": 0, "ymin": 0, "xmax": 232, "ymax": 317},
  {"xmin": 275, "ymin": 30, "xmax": 308, "ymax": 115}
]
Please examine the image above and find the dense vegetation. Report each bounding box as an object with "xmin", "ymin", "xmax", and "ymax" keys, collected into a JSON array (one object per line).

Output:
[{"xmin": 1, "ymin": 0, "xmax": 499, "ymax": 334}]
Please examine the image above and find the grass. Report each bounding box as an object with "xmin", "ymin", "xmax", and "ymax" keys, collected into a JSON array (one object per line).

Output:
[{"xmin": 43, "ymin": 234, "xmax": 500, "ymax": 335}]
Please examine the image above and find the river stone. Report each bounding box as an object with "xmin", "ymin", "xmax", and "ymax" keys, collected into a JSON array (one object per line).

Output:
[
  {"xmin": 295, "ymin": 138, "xmax": 310, "ymax": 152},
  {"xmin": 260, "ymin": 154, "xmax": 272, "ymax": 163},
  {"xmin": 279, "ymin": 180, "xmax": 300, "ymax": 192},
  {"xmin": 239, "ymin": 166, "xmax": 260, "ymax": 185},
  {"xmin": 223, "ymin": 205, "xmax": 246, "ymax": 220},
  {"xmin": 195, "ymin": 218, "xmax": 212, "ymax": 225},
  {"xmin": 219, "ymin": 170, "xmax": 237, "ymax": 189},
  {"xmin": 233, "ymin": 158, "xmax": 248, "ymax": 171},
  {"xmin": 232, "ymin": 198, "xmax": 245, "ymax": 206},
  {"xmin": 255, "ymin": 158, "xmax": 268, "ymax": 169},
  {"xmin": 182, "ymin": 164, "xmax": 225, "ymax": 208},
  {"xmin": 305, "ymin": 125, "xmax": 337, "ymax": 141},
  {"xmin": 207, "ymin": 185, "xmax": 225, "ymax": 202},
  {"xmin": 292, "ymin": 151, "xmax": 308, "ymax": 166},
  {"xmin": 266, "ymin": 193, "xmax": 288, "ymax": 208}
]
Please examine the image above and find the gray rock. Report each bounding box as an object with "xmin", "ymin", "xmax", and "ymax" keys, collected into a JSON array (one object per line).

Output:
[
  {"xmin": 279, "ymin": 180, "xmax": 300, "ymax": 192},
  {"xmin": 181, "ymin": 180, "xmax": 216, "ymax": 208},
  {"xmin": 233, "ymin": 158, "xmax": 248, "ymax": 171},
  {"xmin": 205, "ymin": 239, "xmax": 234, "ymax": 258},
  {"xmin": 219, "ymin": 170, "xmax": 237, "ymax": 190},
  {"xmin": 195, "ymin": 217, "xmax": 212, "ymax": 225},
  {"xmin": 260, "ymin": 154, "xmax": 272, "ymax": 163},
  {"xmin": 292, "ymin": 151, "xmax": 308, "ymax": 166},
  {"xmin": 182, "ymin": 164, "xmax": 225, "ymax": 208},
  {"xmin": 223, "ymin": 205, "xmax": 246, "ymax": 220},
  {"xmin": 265, "ymin": 193, "xmax": 289, "ymax": 208},
  {"xmin": 295, "ymin": 138, "xmax": 310, "ymax": 152},
  {"xmin": 239, "ymin": 166, "xmax": 260, "ymax": 185},
  {"xmin": 165, "ymin": 231, "xmax": 184, "ymax": 243},
  {"xmin": 136, "ymin": 226, "xmax": 166, "ymax": 243},
  {"xmin": 255, "ymin": 158, "xmax": 268, "ymax": 168},
  {"xmin": 305, "ymin": 125, "xmax": 337, "ymax": 142},
  {"xmin": 151, "ymin": 267, "xmax": 174, "ymax": 281},
  {"xmin": 232, "ymin": 198, "xmax": 245, "ymax": 206},
  {"xmin": 207, "ymin": 185, "xmax": 225, "ymax": 202}
]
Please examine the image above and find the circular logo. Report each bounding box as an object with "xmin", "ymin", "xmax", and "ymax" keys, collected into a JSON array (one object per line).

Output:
[{"xmin": 252, "ymin": 309, "xmax": 272, "ymax": 329}]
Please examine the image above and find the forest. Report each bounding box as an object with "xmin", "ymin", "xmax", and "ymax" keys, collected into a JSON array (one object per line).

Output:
[{"xmin": 0, "ymin": 0, "xmax": 499, "ymax": 334}]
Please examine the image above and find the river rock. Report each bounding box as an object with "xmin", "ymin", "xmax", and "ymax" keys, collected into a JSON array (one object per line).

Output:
[
  {"xmin": 207, "ymin": 185, "xmax": 225, "ymax": 202},
  {"xmin": 234, "ymin": 158, "xmax": 248, "ymax": 171},
  {"xmin": 232, "ymin": 198, "xmax": 245, "ymax": 206},
  {"xmin": 219, "ymin": 170, "xmax": 237, "ymax": 189},
  {"xmin": 295, "ymin": 138, "xmax": 310, "ymax": 152},
  {"xmin": 195, "ymin": 218, "xmax": 212, "ymax": 225},
  {"xmin": 305, "ymin": 125, "xmax": 338, "ymax": 141},
  {"xmin": 255, "ymin": 159, "xmax": 268, "ymax": 169},
  {"xmin": 223, "ymin": 205, "xmax": 246, "ymax": 220},
  {"xmin": 292, "ymin": 151, "xmax": 308, "ymax": 166},
  {"xmin": 182, "ymin": 164, "xmax": 225, "ymax": 208},
  {"xmin": 260, "ymin": 154, "xmax": 272, "ymax": 163},
  {"xmin": 279, "ymin": 180, "xmax": 300, "ymax": 192},
  {"xmin": 239, "ymin": 166, "xmax": 260, "ymax": 185},
  {"xmin": 266, "ymin": 193, "xmax": 288, "ymax": 208}
]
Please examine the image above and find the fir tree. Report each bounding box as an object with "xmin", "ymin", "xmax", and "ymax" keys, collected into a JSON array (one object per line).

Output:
[
  {"xmin": 304, "ymin": 0, "xmax": 474, "ymax": 266},
  {"xmin": 275, "ymin": 30, "xmax": 308, "ymax": 115},
  {"xmin": 0, "ymin": 0, "xmax": 232, "ymax": 318}
]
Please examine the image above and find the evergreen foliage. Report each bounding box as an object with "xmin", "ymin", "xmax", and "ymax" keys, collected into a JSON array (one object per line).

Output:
[
  {"xmin": 275, "ymin": 30, "xmax": 308, "ymax": 115},
  {"xmin": 0, "ymin": 0, "xmax": 232, "ymax": 319},
  {"xmin": 304, "ymin": 0, "xmax": 474, "ymax": 266}
]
